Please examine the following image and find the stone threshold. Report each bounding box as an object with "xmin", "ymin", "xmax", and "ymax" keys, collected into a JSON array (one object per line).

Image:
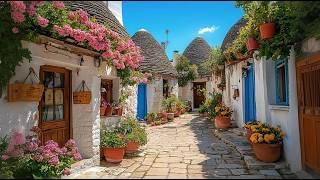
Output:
[{"xmin": 213, "ymin": 127, "xmax": 297, "ymax": 178}]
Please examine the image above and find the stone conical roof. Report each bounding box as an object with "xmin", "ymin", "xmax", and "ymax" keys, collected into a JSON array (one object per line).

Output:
[
  {"xmin": 132, "ymin": 30, "xmax": 178, "ymax": 77},
  {"xmin": 183, "ymin": 37, "xmax": 211, "ymax": 76},
  {"xmin": 221, "ymin": 18, "xmax": 247, "ymax": 53},
  {"xmin": 64, "ymin": 1, "xmax": 129, "ymax": 38}
]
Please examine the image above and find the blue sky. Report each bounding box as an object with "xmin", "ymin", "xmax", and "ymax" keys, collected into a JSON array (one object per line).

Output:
[{"xmin": 122, "ymin": 1, "xmax": 243, "ymax": 60}]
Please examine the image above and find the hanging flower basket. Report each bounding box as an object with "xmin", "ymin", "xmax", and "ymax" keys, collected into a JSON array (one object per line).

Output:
[
  {"xmin": 259, "ymin": 22, "xmax": 276, "ymax": 40},
  {"xmin": 7, "ymin": 68, "xmax": 44, "ymax": 102},
  {"xmin": 246, "ymin": 37, "xmax": 259, "ymax": 51},
  {"xmin": 73, "ymin": 80, "xmax": 91, "ymax": 104}
]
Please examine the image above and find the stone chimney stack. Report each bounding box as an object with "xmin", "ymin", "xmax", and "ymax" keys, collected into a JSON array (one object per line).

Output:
[{"xmin": 172, "ymin": 50, "xmax": 179, "ymax": 67}]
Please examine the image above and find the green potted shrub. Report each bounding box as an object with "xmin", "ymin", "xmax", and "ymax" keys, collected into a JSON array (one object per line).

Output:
[
  {"xmin": 101, "ymin": 129, "xmax": 127, "ymax": 163},
  {"xmin": 198, "ymin": 104, "xmax": 208, "ymax": 117},
  {"xmin": 161, "ymin": 96, "xmax": 177, "ymax": 121},
  {"xmin": 125, "ymin": 127, "xmax": 147, "ymax": 153},
  {"xmin": 146, "ymin": 112, "xmax": 157, "ymax": 124}
]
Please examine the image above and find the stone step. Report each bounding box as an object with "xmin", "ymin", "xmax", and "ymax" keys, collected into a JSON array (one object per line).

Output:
[{"xmin": 213, "ymin": 128, "xmax": 289, "ymax": 171}]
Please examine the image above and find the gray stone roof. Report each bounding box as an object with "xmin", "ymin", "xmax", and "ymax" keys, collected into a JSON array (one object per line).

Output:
[
  {"xmin": 183, "ymin": 37, "xmax": 211, "ymax": 76},
  {"xmin": 131, "ymin": 30, "xmax": 178, "ymax": 77},
  {"xmin": 221, "ymin": 18, "xmax": 247, "ymax": 52},
  {"xmin": 64, "ymin": 1, "xmax": 129, "ymax": 38}
]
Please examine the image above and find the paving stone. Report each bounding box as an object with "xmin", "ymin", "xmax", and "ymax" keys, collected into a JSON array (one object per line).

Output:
[
  {"xmin": 146, "ymin": 168, "xmax": 169, "ymax": 176},
  {"xmin": 135, "ymin": 165, "xmax": 151, "ymax": 172},
  {"xmin": 230, "ymin": 169, "xmax": 249, "ymax": 175},
  {"xmin": 217, "ymin": 163, "xmax": 244, "ymax": 169},
  {"xmin": 168, "ymin": 173, "xmax": 188, "ymax": 179},
  {"xmin": 170, "ymin": 168, "xmax": 188, "ymax": 174},
  {"xmin": 212, "ymin": 169, "xmax": 232, "ymax": 176},
  {"xmin": 143, "ymin": 176, "xmax": 167, "ymax": 179},
  {"xmin": 188, "ymin": 164, "xmax": 203, "ymax": 169},
  {"xmin": 152, "ymin": 163, "xmax": 168, "ymax": 168},
  {"xmin": 155, "ymin": 157, "xmax": 183, "ymax": 163},
  {"xmin": 188, "ymin": 174, "xmax": 207, "ymax": 179},
  {"xmin": 130, "ymin": 172, "xmax": 145, "ymax": 178},
  {"xmin": 259, "ymin": 169, "xmax": 281, "ymax": 176}
]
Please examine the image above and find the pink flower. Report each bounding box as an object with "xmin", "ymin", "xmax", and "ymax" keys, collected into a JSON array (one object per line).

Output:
[
  {"xmin": 63, "ymin": 168, "xmax": 71, "ymax": 176},
  {"xmin": 53, "ymin": 25, "xmax": 67, "ymax": 37},
  {"xmin": 102, "ymin": 51, "xmax": 114, "ymax": 59},
  {"xmin": 27, "ymin": 5, "xmax": 36, "ymax": 16},
  {"xmin": 52, "ymin": 1, "xmax": 65, "ymax": 9},
  {"xmin": 11, "ymin": 11, "xmax": 25, "ymax": 23},
  {"xmin": 78, "ymin": 9, "xmax": 89, "ymax": 24},
  {"xmin": 33, "ymin": 154, "xmax": 44, "ymax": 162},
  {"xmin": 12, "ymin": 27, "xmax": 19, "ymax": 33},
  {"xmin": 26, "ymin": 141, "xmax": 38, "ymax": 152},
  {"xmin": 1, "ymin": 155, "xmax": 9, "ymax": 161},
  {"xmin": 68, "ymin": 11, "xmax": 76, "ymax": 20},
  {"xmin": 9, "ymin": 1, "xmax": 26, "ymax": 23},
  {"xmin": 61, "ymin": 147, "xmax": 67, "ymax": 154},
  {"xmin": 63, "ymin": 25, "xmax": 74, "ymax": 36},
  {"xmin": 48, "ymin": 155, "xmax": 59, "ymax": 166},
  {"xmin": 37, "ymin": 15, "xmax": 49, "ymax": 28},
  {"xmin": 65, "ymin": 139, "xmax": 76, "ymax": 148},
  {"xmin": 73, "ymin": 152, "xmax": 82, "ymax": 161},
  {"xmin": 71, "ymin": 29, "xmax": 87, "ymax": 42}
]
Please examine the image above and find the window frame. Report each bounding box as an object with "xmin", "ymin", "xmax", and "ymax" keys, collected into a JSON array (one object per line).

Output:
[{"xmin": 275, "ymin": 59, "xmax": 289, "ymax": 106}]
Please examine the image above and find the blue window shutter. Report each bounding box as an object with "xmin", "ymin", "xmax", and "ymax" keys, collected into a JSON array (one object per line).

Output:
[{"xmin": 275, "ymin": 59, "xmax": 289, "ymax": 105}]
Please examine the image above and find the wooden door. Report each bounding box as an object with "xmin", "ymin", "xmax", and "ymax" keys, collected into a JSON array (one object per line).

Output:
[
  {"xmin": 193, "ymin": 82, "xmax": 206, "ymax": 108},
  {"xmin": 39, "ymin": 66, "xmax": 71, "ymax": 146},
  {"xmin": 297, "ymin": 54, "xmax": 320, "ymax": 173}
]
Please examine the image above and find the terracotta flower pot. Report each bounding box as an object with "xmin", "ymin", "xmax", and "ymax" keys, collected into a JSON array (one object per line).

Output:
[
  {"xmin": 246, "ymin": 128, "xmax": 253, "ymax": 144},
  {"xmin": 214, "ymin": 116, "xmax": 231, "ymax": 129},
  {"xmin": 125, "ymin": 141, "xmax": 139, "ymax": 154},
  {"xmin": 114, "ymin": 107, "xmax": 123, "ymax": 116},
  {"xmin": 167, "ymin": 113, "xmax": 174, "ymax": 121},
  {"xmin": 103, "ymin": 147, "xmax": 125, "ymax": 163},
  {"xmin": 174, "ymin": 111, "xmax": 181, "ymax": 117},
  {"xmin": 252, "ymin": 143, "xmax": 282, "ymax": 163},
  {"xmin": 246, "ymin": 37, "xmax": 259, "ymax": 51},
  {"xmin": 100, "ymin": 107, "xmax": 106, "ymax": 117},
  {"xmin": 181, "ymin": 109, "xmax": 185, "ymax": 114},
  {"xmin": 259, "ymin": 22, "xmax": 276, "ymax": 40},
  {"xmin": 105, "ymin": 106, "xmax": 113, "ymax": 117}
]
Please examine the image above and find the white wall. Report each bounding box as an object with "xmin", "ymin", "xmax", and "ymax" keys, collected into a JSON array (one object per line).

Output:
[
  {"xmin": 0, "ymin": 41, "xmax": 101, "ymax": 165},
  {"xmin": 147, "ymin": 75, "xmax": 163, "ymax": 113}
]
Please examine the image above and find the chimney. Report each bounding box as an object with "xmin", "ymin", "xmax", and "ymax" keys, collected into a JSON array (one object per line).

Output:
[{"xmin": 173, "ymin": 50, "xmax": 179, "ymax": 67}]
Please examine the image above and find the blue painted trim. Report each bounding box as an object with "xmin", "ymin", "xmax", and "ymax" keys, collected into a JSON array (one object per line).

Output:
[
  {"xmin": 137, "ymin": 83, "xmax": 148, "ymax": 121},
  {"xmin": 243, "ymin": 63, "xmax": 256, "ymax": 123},
  {"xmin": 275, "ymin": 59, "xmax": 289, "ymax": 106}
]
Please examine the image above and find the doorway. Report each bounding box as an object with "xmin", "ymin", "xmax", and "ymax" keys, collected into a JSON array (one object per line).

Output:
[
  {"xmin": 39, "ymin": 65, "xmax": 72, "ymax": 146},
  {"xmin": 297, "ymin": 54, "xmax": 320, "ymax": 173},
  {"xmin": 193, "ymin": 82, "xmax": 206, "ymax": 108},
  {"xmin": 243, "ymin": 63, "xmax": 256, "ymax": 123},
  {"xmin": 137, "ymin": 83, "xmax": 147, "ymax": 120}
]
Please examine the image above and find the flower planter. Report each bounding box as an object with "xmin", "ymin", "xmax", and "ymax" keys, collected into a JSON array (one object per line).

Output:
[
  {"xmin": 103, "ymin": 147, "xmax": 125, "ymax": 163},
  {"xmin": 181, "ymin": 109, "xmax": 186, "ymax": 114},
  {"xmin": 114, "ymin": 107, "xmax": 123, "ymax": 116},
  {"xmin": 167, "ymin": 113, "xmax": 174, "ymax": 121},
  {"xmin": 174, "ymin": 111, "xmax": 181, "ymax": 117},
  {"xmin": 100, "ymin": 107, "xmax": 106, "ymax": 117},
  {"xmin": 214, "ymin": 116, "xmax": 231, "ymax": 129},
  {"xmin": 125, "ymin": 141, "xmax": 139, "ymax": 154},
  {"xmin": 246, "ymin": 37, "xmax": 259, "ymax": 51},
  {"xmin": 246, "ymin": 128, "xmax": 253, "ymax": 144},
  {"xmin": 105, "ymin": 106, "xmax": 113, "ymax": 117},
  {"xmin": 259, "ymin": 22, "xmax": 276, "ymax": 40},
  {"xmin": 252, "ymin": 143, "xmax": 282, "ymax": 163}
]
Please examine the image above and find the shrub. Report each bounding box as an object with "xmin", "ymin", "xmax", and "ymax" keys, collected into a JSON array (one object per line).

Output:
[
  {"xmin": 100, "ymin": 130, "xmax": 126, "ymax": 148},
  {"xmin": 161, "ymin": 95, "xmax": 177, "ymax": 113}
]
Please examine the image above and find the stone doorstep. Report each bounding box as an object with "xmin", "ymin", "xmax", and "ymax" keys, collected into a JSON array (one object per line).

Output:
[{"xmin": 213, "ymin": 128, "xmax": 289, "ymax": 171}]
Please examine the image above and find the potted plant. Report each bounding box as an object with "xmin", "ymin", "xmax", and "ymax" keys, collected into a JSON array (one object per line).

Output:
[
  {"xmin": 146, "ymin": 112, "xmax": 157, "ymax": 124},
  {"xmin": 161, "ymin": 96, "xmax": 176, "ymax": 121},
  {"xmin": 100, "ymin": 96, "xmax": 107, "ymax": 117},
  {"xmin": 100, "ymin": 129, "xmax": 126, "ymax": 163},
  {"xmin": 250, "ymin": 125, "xmax": 285, "ymax": 162},
  {"xmin": 198, "ymin": 104, "xmax": 208, "ymax": 117},
  {"xmin": 175, "ymin": 99, "xmax": 184, "ymax": 117},
  {"xmin": 246, "ymin": 36, "xmax": 259, "ymax": 51},
  {"xmin": 244, "ymin": 121, "xmax": 263, "ymax": 144},
  {"xmin": 105, "ymin": 103, "xmax": 113, "ymax": 117},
  {"xmin": 256, "ymin": 2, "xmax": 276, "ymax": 40},
  {"xmin": 214, "ymin": 104, "xmax": 233, "ymax": 129}
]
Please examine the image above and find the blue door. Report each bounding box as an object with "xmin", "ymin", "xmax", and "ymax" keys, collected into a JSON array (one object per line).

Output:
[
  {"xmin": 244, "ymin": 64, "xmax": 256, "ymax": 123},
  {"xmin": 137, "ymin": 83, "xmax": 147, "ymax": 121}
]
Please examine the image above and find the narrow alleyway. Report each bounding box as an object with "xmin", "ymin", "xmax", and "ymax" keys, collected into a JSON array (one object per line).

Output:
[{"xmin": 66, "ymin": 114, "xmax": 295, "ymax": 179}]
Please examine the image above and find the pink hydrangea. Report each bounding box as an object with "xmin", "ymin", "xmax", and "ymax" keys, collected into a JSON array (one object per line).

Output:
[
  {"xmin": 1, "ymin": 155, "xmax": 9, "ymax": 161},
  {"xmin": 48, "ymin": 155, "xmax": 59, "ymax": 166},
  {"xmin": 11, "ymin": 11, "xmax": 25, "ymax": 23},
  {"xmin": 33, "ymin": 154, "xmax": 44, "ymax": 162},
  {"xmin": 63, "ymin": 168, "xmax": 71, "ymax": 176},
  {"xmin": 65, "ymin": 139, "xmax": 76, "ymax": 148},
  {"xmin": 44, "ymin": 140, "xmax": 59, "ymax": 151},
  {"xmin": 52, "ymin": 1, "xmax": 65, "ymax": 9},
  {"xmin": 26, "ymin": 141, "xmax": 38, "ymax": 152},
  {"xmin": 12, "ymin": 27, "xmax": 19, "ymax": 33},
  {"xmin": 73, "ymin": 152, "xmax": 82, "ymax": 161},
  {"xmin": 37, "ymin": 15, "xmax": 49, "ymax": 28}
]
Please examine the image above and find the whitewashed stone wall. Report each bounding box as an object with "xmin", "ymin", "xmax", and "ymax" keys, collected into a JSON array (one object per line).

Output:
[
  {"xmin": 147, "ymin": 76, "xmax": 163, "ymax": 113},
  {"xmin": 0, "ymin": 41, "xmax": 102, "ymax": 166},
  {"xmin": 123, "ymin": 84, "xmax": 138, "ymax": 118}
]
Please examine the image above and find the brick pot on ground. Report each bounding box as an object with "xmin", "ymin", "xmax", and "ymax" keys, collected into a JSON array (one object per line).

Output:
[
  {"xmin": 103, "ymin": 147, "xmax": 125, "ymax": 163},
  {"xmin": 167, "ymin": 112, "xmax": 174, "ymax": 121},
  {"xmin": 174, "ymin": 110, "xmax": 181, "ymax": 117},
  {"xmin": 214, "ymin": 116, "xmax": 231, "ymax": 129},
  {"xmin": 252, "ymin": 143, "xmax": 282, "ymax": 163}
]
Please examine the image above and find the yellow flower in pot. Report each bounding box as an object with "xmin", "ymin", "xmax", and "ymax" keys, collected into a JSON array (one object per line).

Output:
[
  {"xmin": 214, "ymin": 104, "xmax": 233, "ymax": 129},
  {"xmin": 249, "ymin": 124, "xmax": 285, "ymax": 163}
]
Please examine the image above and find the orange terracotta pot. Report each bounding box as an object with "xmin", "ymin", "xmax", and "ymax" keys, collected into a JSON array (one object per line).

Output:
[
  {"xmin": 126, "ymin": 141, "xmax": 139, "ymax": 154},
  {"xmin": 252, "ymin": 143, "xmax": 282, "ymax": 163},
  {"xmin": 105, "ymin": 106, "xmax": 113, "ymax": 117},
  {"xmin": 214, "ymin": 116, "xmax": 231, "ymax": 129},
  {"xmin": 114, "ymin": 107, "xmax": 123, "ymax": 116},
  {"xmin": 167, "ymin": 113, "xmax": 174, "ymax": 121},
  {"xmin": 246, "ymin": 37, "xmax": 259, "ymax": 51},
  {"xmin": 103, "ymin": 147, "xmax": 125, "ymax": 163},
  {"xmin": 259, "ymin": 22, "xmax": 276, "ymax": 40},
  {"xmin": 174, "ymin": 111, "xmax": 181, "ymax": 117}
]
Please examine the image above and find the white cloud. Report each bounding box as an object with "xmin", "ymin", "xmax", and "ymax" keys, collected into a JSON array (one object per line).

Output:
[{"xmin": 198, "ymin": 25, "xmax": 219, "ymax": 35}]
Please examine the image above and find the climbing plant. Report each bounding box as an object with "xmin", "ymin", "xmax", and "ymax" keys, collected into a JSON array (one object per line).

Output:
[
  {"xmin": 0, "ymin": 1, "xmax": 144, "ymax": 90},
  {"xmin": 201, "ymin": 46, "xmax": 224, "ymax": 76},
  {"xmin": 175, "ymin": 55, "xmax": 198, "ymax": 87}
]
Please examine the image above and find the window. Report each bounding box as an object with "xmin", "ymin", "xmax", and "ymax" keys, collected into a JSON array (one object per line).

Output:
[{"xmin": 275, "ymin": 59, "xmax": 289, "ymax": 105}]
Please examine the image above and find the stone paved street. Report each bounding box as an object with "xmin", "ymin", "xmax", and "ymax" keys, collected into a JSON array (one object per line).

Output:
[{"xmin": 65, "ymin": 114, "xmax": 297, "ymax": 179}]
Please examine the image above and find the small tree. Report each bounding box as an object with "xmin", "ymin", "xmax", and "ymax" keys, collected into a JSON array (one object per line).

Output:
[
  {"xmin": 175, "ymin": 55, "xmax": 198, "ymax": 87},
  {"xmin": 201, "ymin": 47, "xmax": 224, "ymax": 77}
]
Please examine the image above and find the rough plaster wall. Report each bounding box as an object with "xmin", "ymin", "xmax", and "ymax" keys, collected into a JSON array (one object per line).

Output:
[
  {"xmin": 123, "ymin": 84, "xmax": 137, "ymax": 118},
  {"xmin": 223, "ymin": 62, "xmax": 244, "ymax": 127},
  {"xmin": 147, "ymin": 76, "xmax": 163, "ymax": 113},
  {"xmin": 170, "ymin": 79, "xmax": 179, "ymax": 98},
  {"xmin": 0, "ymin": 41, "xmax": 101, "ymax": 165}
]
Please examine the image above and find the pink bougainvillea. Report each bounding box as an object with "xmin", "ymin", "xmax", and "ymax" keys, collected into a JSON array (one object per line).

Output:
[
  {"xmin": 9, "ymin": 1, "xmax": 26, "ymax": 23},
  {"xmin": 52, "ymin": 1, "xmax": 65, "ymax": 9},
  {"xmin": 37, "ymin": 15, "xmax": 49, "ymax": 27},
  {"xmin": 12, "ymin": 27, "xmax": 19, "ymax": 33}
]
